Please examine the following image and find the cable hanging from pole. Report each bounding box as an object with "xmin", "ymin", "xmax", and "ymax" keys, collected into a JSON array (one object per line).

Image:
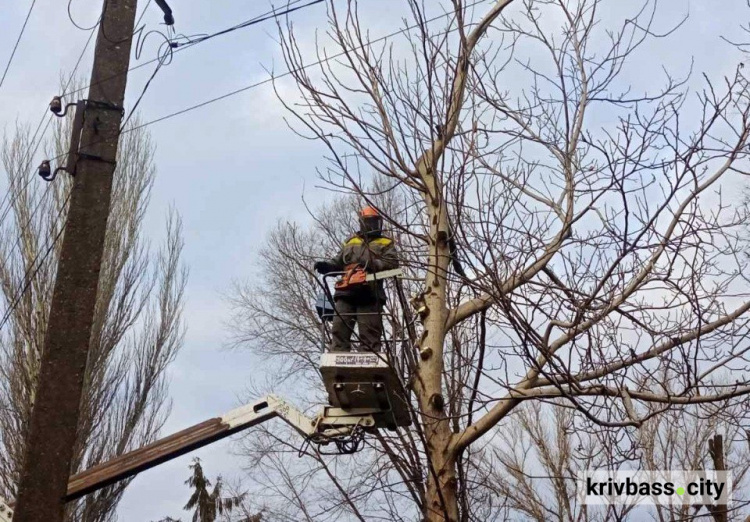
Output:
[
  {"xmin": 62, "ymin": 0, "xmax": 319, "ymax": 99},
  {"xmin": 37, "ymin": 0, "xmax": 327, "ymax": 181},
  {"xmin": 37, "ymin": 0, "xmax": 487, "ymax": 176}
]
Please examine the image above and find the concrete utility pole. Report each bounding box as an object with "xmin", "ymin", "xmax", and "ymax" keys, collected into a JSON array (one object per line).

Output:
[{"xmin": 13, "ymin": 0, "xmax": 139, "ymax": 520}]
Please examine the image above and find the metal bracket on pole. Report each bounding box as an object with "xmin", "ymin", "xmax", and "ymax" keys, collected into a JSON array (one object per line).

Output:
[
  {"xmin": 65, "ymin": 100, "xmax": 86, "ymax": 175},
  {"xmin": 84, "ymin": 99, "xmax": 124, "ymax": 114},
  {"xmin": 39, "ymin": 100, "xmax": 86, "ymax": 182},
  {"xmin": 39, "ymin": 98, "xmax": 123, "ymax": 182}
]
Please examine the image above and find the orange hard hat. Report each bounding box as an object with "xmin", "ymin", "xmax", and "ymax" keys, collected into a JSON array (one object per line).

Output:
[{"xmin": 360, "ymin": 206, "xmax": 380, "ymax": 218}]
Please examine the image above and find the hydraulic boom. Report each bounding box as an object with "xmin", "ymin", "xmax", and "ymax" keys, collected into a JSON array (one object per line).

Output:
[
  {"xmin": 44, "ymin": 268, "xmax": 410, "ymax": 506},
  {"xmin": 66, "ymin": 395, "xmax": 377, "ymax": 501}
]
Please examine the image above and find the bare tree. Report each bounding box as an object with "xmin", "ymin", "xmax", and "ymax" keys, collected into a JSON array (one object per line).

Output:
[
  {"xmin": 488, "ymin": 401, "xmax": 632, "ymax": 522},
  {"xmin": 487, "ymin": 392, "xmax": 750, "ymax": 521},
  {"xmin": 229, "ymin": 0, "xmax": 750, "ymax": 520},
  {"xmin": 0, "ymin": 87, "xmax": 187, "ymax": 521}
]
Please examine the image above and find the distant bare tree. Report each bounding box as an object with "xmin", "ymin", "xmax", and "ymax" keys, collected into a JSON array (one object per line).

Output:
[
  {"xmin": 0, "ymin": 86, "xmax": 187, "ymax": 521},
  {"xmin": 488, "ymin": 401, "xmax": 631, "ymax": 522},
  {"xmin": 487, "ymin": 392, "xmax": 750, "ymax": 521},
  {"xmin": 230, "ymin": 0, "xmax": 750, "ymax": 519}
]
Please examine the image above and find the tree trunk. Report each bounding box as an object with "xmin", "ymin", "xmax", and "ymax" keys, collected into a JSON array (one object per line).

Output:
[
  {"xmin": 418, "ymin": 202, "xmax": 460, "ymax": 521},
  {"xmin": 423, "ymin": 430, "xmax": 459, "ymax": 522}
]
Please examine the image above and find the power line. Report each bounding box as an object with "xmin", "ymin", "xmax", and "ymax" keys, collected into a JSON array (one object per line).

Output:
[
  {"xmin": 172, "ymin": 0, "xmax": 323, "ymax": 48},
  {"xmin": 64, "ymin": 0, "xmax": 317, "ymax": 99},
  {"xmin": 49, "ymin": 0, "xmax": 482, "ymax": 162},
  {"xmin": 97, "ymin": 0, "xmax": 323, "ymax": 135},
  {"xmin": 1, "ymin": 0, "xmax": 482, "ymax": 335},
  {"xmin": 0, "ymin": 0, "xmax": 155, "ymax": 241},
  {"xmin": 3, "ymin": 0, "xmax": 314, "ymax": 207},
  {"xmin": 0, "ymin": 192, "xmax": 71, "ymax": 334},
  {"xmin": 33, "ymin": 0, "xmax": 327, "ymax": 170},
  {"xmin": 0, "ymin": 0, "xmax": 38, "ymax": 91},
  {"xmin": 0, "ymin": 1, "xmax": 156, "ymax": 333},
  {"xmin": 131, "ymin": 2, "xmax": 478, "ymax": 132}
]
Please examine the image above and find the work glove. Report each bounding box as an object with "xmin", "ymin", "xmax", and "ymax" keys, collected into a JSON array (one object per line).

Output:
[{"xmin": 314, "ymin": 261, "xmax": 334, "ymax": 274}]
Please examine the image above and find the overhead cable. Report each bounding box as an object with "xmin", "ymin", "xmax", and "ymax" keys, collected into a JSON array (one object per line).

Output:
[{"xmin": 0, "ymin": 0, "xmax": 39, "ymax": 91}]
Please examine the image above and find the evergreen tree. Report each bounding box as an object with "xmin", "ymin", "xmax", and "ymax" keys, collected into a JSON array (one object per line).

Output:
[{"xmin": 183, "ymin": 458, "xmax": 245, "ymax": 522}]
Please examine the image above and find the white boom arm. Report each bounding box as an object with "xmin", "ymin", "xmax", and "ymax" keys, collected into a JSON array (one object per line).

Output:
[{"xmin": 66, "ymin": 395, "xmax": 375, "ymax": 501}]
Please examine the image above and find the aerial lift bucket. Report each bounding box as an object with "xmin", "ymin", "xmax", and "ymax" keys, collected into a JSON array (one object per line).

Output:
[
  {"xmin": 318, "ymin": 268, "xmax": 411, "ymax": 430},
  {"xmin": 320, "ymin": 351, "xmax": 411, "ymax": 429}
]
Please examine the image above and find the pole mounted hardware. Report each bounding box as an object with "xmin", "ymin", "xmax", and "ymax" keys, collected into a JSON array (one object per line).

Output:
[
  {"xmin": 155, "ymin": 0, "xmax": 174, "ymax": 25},
  {"xmin": 38, "ymin": 97, "xmax": 121, "ymax": 182},
  {"xmin": 49, "ymin": 96, "xmax": 77, "ymax": 117},
  {"xmin": 39, "ymin": 97, "xmax": 85, "ymax": 181},
  {"xmin": 37, "ymin": 159, "xmax": 70, "ymax": 182}
]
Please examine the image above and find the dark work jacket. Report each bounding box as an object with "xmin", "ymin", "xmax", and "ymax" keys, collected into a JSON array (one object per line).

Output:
[{"xmin": 326, "ymin": 234, "xmax": 398, "ymax": 302}]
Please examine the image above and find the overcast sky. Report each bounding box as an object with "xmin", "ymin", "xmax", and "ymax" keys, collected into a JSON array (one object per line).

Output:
[{"xmin": 1, "ymin": 0, "xmax": 750, "ymax": 520}]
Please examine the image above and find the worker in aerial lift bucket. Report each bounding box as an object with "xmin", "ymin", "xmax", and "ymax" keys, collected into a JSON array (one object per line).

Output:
[{"xmin": 314, "ymin": 206, "xmax": 399, "ymax": 352}]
